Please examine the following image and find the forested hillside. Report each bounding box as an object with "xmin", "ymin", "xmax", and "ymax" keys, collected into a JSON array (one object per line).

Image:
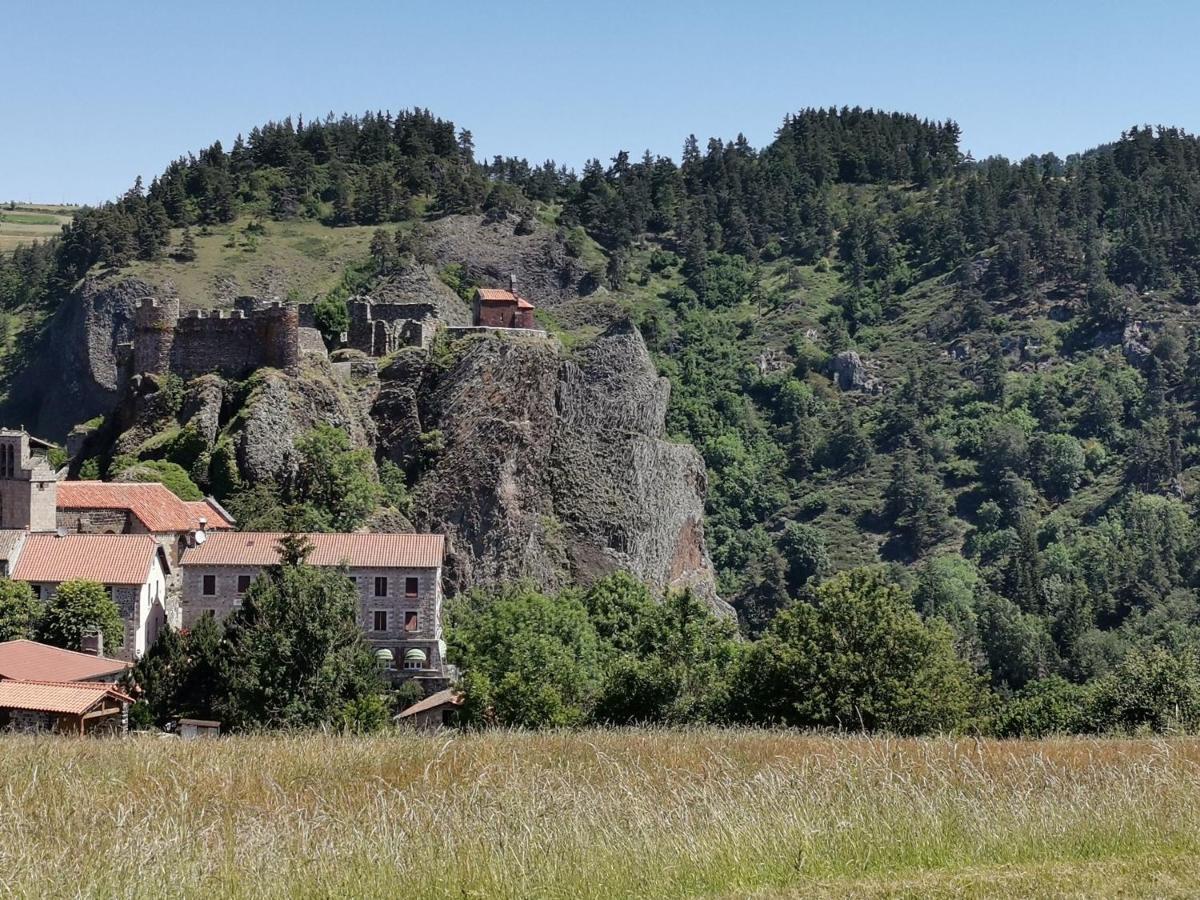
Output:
[{"xmin": 6, "ymin": 106, "xmax": 1200, "ymax": 709}]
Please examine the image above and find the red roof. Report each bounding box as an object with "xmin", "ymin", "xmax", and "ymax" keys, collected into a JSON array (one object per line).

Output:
[
  {"xmin": 476, "ymin": 288, "xmax": 535, "ymax": 310},
  {"xmin": 57, "ymin": 482, "xmax": 232, "ymax": 533},
  {"xmin": 0, "ymin": 680, "xmax": 132, "ymax": 715},
  {"xmin": 397, "ymin": 688, "xmax": 463, "ymax": 719},
  {"xmin": 0, "ymin": 640, "xmax": 130, "ymax": 682},
  {"xmin": 182, "ymin": 532, "xmax": 445, "ymax": 569},
  {"xmin": 184, "ymin": 499, "xmax": 235, "ymax": 530},
  {"xmin": 12, "ymin": 534, "xmax": 161, "ymax": 586}
]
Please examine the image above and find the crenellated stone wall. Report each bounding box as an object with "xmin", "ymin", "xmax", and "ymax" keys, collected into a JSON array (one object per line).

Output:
[{"xmin": 133, "ymin": 299, "xmax": 302, "ymax": 380}]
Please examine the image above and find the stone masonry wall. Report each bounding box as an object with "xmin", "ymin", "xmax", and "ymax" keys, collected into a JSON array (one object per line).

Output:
[
  {"xmin": 133, "ymin": 300, "xmax": 301, "ymax": 380},
  {"xmin": 348, "ymin": 300, "xmax": 439, "ymax": 355},
  {"xmin": 181, "ymin": 563, "xmax": 444, "ymax": 674}
]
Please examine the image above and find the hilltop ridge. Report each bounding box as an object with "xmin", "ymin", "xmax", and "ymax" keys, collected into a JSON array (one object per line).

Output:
[{"xmin": 5, "ymin": 107, "xmax": 1200, "ymax": 688}]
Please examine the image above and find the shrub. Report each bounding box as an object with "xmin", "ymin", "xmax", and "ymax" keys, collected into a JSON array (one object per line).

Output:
[
  {"xmin": 0, "ymin": 579, "xmax": 39, "ymax": 642},
  {"xmin": 993, "ymin": 676, "xmax": 1093, "ymax": 737},
  {"xmin": 735, "ymin": 568, "xmax": 984, "ymax": 733},
  {"xmin": 34, "ymin": 580, "xmax": 124, "ymax": 653}
]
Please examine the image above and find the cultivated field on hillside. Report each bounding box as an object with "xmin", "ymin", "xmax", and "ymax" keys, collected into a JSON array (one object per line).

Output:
[
  {"xmin": 1, "ymin": 730, "xmax": 1198, "ymax": 898},
  {"xmin": 0, "ymin": 203, "xmax": 73, "ymax": 252}
]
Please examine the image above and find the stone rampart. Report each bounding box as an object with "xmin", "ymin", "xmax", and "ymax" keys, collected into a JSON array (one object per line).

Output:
[{"xmin": 132, "ymin": 300, "xmax": 302, "ymax": 380}]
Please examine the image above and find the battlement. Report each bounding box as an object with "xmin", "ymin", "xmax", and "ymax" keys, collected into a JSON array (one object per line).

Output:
[{"xmin": 132, "ymin": 297, "xmax": 302, "ymax": 380}]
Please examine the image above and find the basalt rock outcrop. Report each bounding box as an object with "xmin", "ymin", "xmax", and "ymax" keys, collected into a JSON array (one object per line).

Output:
[
  {"xmin": 70, "ymin": 314, "xmax": 724, "ymax": 611},
  {"xmin": 4, "ymin": 275, "xmax": 153, "ymax": 439},
  {"xmin": 379, "ymin": 321, "xmax": 726, "ymax": 611},
  {"xmin": 427, "ymin": 214, "xmax": 593, "ymax": 306}
]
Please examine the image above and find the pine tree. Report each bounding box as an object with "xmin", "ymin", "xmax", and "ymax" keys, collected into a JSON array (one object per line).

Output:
[{"xmin": 175, "ymin": 226, "xmax": 197, "ymax": 262}]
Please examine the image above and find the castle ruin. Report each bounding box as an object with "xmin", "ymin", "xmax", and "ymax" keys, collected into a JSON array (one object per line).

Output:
[
  {"xmin": 346, "ymin": 298, "xmax": 440, "ymax": 354},
  {"xmin": 133, "ymin": 297, "xmax": 304, "ymax": 379},
  {"xmin": 130, "ymin": 279, "xmax": 523, "ymax": 381}
]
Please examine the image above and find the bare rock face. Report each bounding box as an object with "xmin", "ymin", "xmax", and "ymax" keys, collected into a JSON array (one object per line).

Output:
[
  {"xmin": 3, "ymin": 276, "xmax": 154, "ymax": 439},
  {"xmin": 830, "ymin": 350, "xmax": 870, "ymax": 391},
  {"xmin": 1122, "ymin": 321, "xmax": 1154, "ymax": 368},
  {"xmin": 235, "ymin": 356, "xmax": 379, "ymax": 485},
  {"xmin": 426, "ymin": 214, "xmax": 592, "ymax": 306},
  {"xmin": 391, "ymin": 321, "xmax": 726, "ymax": 612}
]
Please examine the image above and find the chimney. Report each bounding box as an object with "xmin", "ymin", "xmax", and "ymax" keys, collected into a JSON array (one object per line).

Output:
[
  {"xmin": 80, "ymin": 630, "xmax": 104, "ymax": 658},
  {"xmin": 509, "ymin": 273, "xmax": 518, "ymax": 296}
]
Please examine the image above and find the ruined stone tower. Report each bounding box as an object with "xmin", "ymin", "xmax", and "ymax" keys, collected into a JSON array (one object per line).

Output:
[
  {"xmin": 0, "ymin": 430, "xmax": 57, "ymax": 532},
  {"xmin": 255, "ymin": 301, "xmax": 301, "ymax": 373},
  {"xmin": 134, "ymin": 297, "xmax": 180, "ymax": 376}
]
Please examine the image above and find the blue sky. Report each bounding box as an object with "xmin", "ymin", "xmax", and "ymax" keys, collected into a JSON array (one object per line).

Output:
[{"xmin": 4, "ymin": 0, "xmax": 1199, "ymax": 204}]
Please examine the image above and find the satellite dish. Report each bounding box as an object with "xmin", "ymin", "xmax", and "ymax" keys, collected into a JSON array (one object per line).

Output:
[
  {"xmin": 194, "ymin": 530, "xmax": 207, "ymax": 545},
  {"xmin": 55, "ymin": 526, "xmax": 68, "ymax": 538}
]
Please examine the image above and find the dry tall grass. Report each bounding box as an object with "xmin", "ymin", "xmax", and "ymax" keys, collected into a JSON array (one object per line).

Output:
[{"xmin": 1, "ymin": 729, "xmax": 1198, "ymax": 898}]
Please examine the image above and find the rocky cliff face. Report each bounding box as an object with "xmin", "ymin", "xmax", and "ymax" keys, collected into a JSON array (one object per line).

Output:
[
  {"xmin": 427, "ymin": 214, "xmax": 593, "ymax": 305},
  {"xmin": 4, "ymin": 276, "xmax": 154, "ymax": 439},
  {"xmin": 377, "ymin": 322, "xmax": 725, "ymax": 611},
  {"xmin": 66, "ymin": 305, "xmax": 724, "ymax": 609}
]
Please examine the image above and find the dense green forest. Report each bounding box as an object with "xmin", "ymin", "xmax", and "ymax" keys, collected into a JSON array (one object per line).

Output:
[{"xmin": 7, "ymin": 106, "xmax": 1200, "ymax": 727}]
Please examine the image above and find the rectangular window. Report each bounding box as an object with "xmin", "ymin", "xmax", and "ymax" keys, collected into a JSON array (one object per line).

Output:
[
  {"xmin": 373, "ymin": 610, "xmax": 388, "ymax": 632},
  {"xmin": 405, "ymin": 611, "xmax": 419, "ymax": 633},
  {"xmin": 405, "ymin": 576, "xmax": 419, "ymax": 598},
  {"xmin": 374, "ymin": 576, "xmax": 388, "ymax": 598},
  {"xmin": 202, "ymin": 574, "xmax": 216, "ymax": 596},
  {"xmin": 237, "ymin": 574, "xmax": 252, "ymax": 594}
]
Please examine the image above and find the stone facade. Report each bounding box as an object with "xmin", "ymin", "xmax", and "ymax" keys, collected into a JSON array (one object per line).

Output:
[
  {"xmin": 348, "ymin": 299, "xmax": 438, "ymax": 355},
  {"xmin": 0, "ymin": 431, "xmax": 57, "ymax": 533},
  {"xmin": 134, "ymin": 298, "xmax": 302, "ymax": 380},
  {"xmin": 0, "ymin": 702, "xmax": 127, "ymax": 735},
  {"xmin": 28, "ymin": 556, "xmax": 170, "ymax": 662},
  {"xmin": 181, "ymin": 563, "xmax": 446, "ymax": 680}
]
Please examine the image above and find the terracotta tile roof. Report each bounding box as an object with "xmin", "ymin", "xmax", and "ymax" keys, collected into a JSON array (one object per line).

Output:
[
  {"xmin": 396, "ymin": 688, "xmax": 463, "ymax": 719},
  {"xmin": 11, "ymin": 534, "xmax": 161, "ymax": 586},
  {"xmin": 182, "ymin": 532, "xmax": 445, "ymax": 569},
  {"xmin": 183, "ymin": 499, "xmax": 235, "ymax": 530},
  {"xmin": 476, "ymin": 288, "xmax": 519, "ymax": 302},
  {"xmin": 57, "ymin": 481, "xmax": 231, "ymax": 533},
  {"xmin": 0, "ymin": 640, "xmax": 130, "ymax": 682},
  {"xmin": 0, "ymin": 679, "xmax": 132, "ymax": 715},
  {"xmin": 476, "ymin": 289, "xmax": 536, "ymax": 310}
]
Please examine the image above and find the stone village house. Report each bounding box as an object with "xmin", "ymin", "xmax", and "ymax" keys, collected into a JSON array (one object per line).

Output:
[
  {"xmin": 180, "ymin": 532, "xmax": 449, "ymax": 684},
  {"xmin": 11, "ymin": 534, "xmax": 171, "ymax": 661},
  {"xmin": 0, "ymin": 679, "xmax": 133, "ymax": 735},
  {"xmin": 0, "ymin": 430, "xmax": 232, "ymax": 653},
  {"xmin": 56, "ymin": 480, "xmax": 234, "ymax": 579}
]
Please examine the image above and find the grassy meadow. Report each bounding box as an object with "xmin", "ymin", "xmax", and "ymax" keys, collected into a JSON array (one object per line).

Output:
[
  {"xmin": 1, "ymin": 729, "xmax": 1198, "ymax": 898},
  {"xmin": 0, "ymin": 203, "xmax": 73, "ymax": 252}
]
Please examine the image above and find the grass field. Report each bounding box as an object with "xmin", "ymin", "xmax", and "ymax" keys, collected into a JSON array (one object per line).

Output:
[
  {"xmin": 0, "ymin": 203, "xmax": 74, "ymax": 252},
  {"xmin": 1, "ymin": 730, "xmax": 1198, "ymax": 898},
  {"xmin": 122, "ymin": 218, "xmax": 383, "ymax": 309}
]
